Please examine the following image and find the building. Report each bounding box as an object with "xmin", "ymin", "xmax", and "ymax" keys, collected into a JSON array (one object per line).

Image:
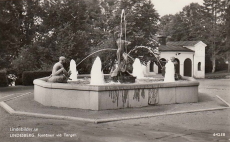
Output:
[{"xmin": 145, "ymin": 36, "xmax": 207, "ymax": 78}]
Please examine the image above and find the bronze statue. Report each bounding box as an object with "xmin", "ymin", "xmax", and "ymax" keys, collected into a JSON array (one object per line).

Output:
[
  {"xmin": 111, "ymin": 33, "xmax": 131, "ymax": 77},
  {"xmin": 111, "ymin": 32, "xmax": 136, "ymax": 83},
  {"xmin": 47, "ymin": 56, "xmax": 71, "ymax": 83}
]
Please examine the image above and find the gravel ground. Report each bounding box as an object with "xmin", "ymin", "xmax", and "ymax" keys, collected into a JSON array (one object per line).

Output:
[
  {"xmin": 5, "ymin": 91, "xmax": 227, "ymax": 120},
  {"xmin": 0, "ymin": 79, "xmax": 230, "ymax": 142}
]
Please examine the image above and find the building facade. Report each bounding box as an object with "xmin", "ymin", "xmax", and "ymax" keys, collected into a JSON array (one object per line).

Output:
[{"xmin": 145, "ymin": 37, "xmax": 207, "ymax": 78}]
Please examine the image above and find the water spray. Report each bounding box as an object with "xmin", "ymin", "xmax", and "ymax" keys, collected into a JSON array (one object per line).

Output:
[
  {"xmin": 128, "ymin": 46, "xmax": 163, "ymax": 68},
  {"xmin": 76, "ymin": 49, "xmax": 117, "ymax": 67}
]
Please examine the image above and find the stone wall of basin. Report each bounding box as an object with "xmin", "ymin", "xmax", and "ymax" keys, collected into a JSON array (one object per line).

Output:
[{"xmin": 33, "ymin": 76, "xmax": 199, "ymax": 110}]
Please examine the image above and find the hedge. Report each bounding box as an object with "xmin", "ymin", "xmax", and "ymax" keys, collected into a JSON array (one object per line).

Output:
[
  {"xmin": 0, "ymin": 71, "xmax": 8, "ymax": 87},
  {"xmin": 15, "ymin": 78, "xmax": 23, "ymax": 85},
  {"xmin": 22, "ymin": 71, "xmax": 51, "ymax": 86}
]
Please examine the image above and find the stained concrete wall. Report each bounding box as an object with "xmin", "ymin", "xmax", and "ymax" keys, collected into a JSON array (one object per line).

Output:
[{"xmin": 34, "ymin": 77, "xmax": 199, "ymax": 110}]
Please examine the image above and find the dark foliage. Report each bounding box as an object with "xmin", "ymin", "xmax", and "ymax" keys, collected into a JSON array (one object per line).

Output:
[
  {"xmin": 22, "ymin": 71, "xmax": 51, "ymax": 86},
  {"xmin": 0, "ymin": 71, "xmax": 8, "ymax": 87}
]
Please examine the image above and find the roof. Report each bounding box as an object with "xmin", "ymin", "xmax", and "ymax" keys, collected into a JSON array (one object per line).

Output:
[
  {"xmin": 167, "ymin": 41, "xmax": 201, "ymax": 46},
  {"xmin": 159, "ymin": 45, "xmax": 194, "ymax": 52}
]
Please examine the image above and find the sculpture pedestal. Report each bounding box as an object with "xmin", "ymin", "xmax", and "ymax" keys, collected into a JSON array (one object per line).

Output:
[{"xmin": 112, "ymin": 71, "xmax": 136, "ymax": 83}]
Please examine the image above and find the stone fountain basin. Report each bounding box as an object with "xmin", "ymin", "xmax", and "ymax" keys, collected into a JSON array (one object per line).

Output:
[{"xmin": 33, "ymin": 76, "xmax": 199, "ymax": 110}]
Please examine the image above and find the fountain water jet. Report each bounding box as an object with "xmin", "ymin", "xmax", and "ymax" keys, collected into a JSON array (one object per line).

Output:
[
  {"xmin": 69, "ymin": 59, "xmax": 78, "ymax": 81},
  {"xmin": 164, "ymin": 60, "xmax": 175, "ymax": 82},
  {"xmin": 90, "ymin": 56, "xmax": 105, "ymax": 85},
  {"xmin": 132, "ymin": 58, "xmax": 145, "ymax": 79}
]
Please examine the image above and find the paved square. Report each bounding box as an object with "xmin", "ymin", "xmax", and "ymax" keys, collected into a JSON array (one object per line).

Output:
[{"xmin": 0, "ymin": 79, "xmax": 229, "ymax": 142}]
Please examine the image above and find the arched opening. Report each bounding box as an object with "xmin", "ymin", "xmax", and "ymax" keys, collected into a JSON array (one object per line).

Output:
[
  {"xmin": 198, "ymin": 62, "xmax": 201, "ymax": 71},
  {"xmin": 175, "ymin": 58, "xmax": 180, "ymax": 74},
  {"xmin": 184, "ymin": 58, "xmax": 192, "ymax": 77},
  {"xmin": 158, "ymin": 58, "xmax": 166, "ymax": 74},
  {"xmin": 150, "ymin": 61, "xmax": 154, "ymax": 72}
]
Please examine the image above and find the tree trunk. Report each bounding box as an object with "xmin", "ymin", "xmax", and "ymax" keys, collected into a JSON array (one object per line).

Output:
[
  {"xmin": 212, "ymin": 56, "xmax": 216, "ymax": 73},
  {"xmin": 227, "ymin": 1, "xmax": 230, "ymax": 72},
  {"xmin": 228, "ymin": 52, "xmax": 230, "ymax": 73},
  {"xmin": 228, "ymin": 61, "xmax": 230, "ymax": 73}
]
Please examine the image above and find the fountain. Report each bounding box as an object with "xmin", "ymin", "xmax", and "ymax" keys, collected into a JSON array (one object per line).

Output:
[
  {"xmin": 132, "ymin": 58, "xmax": 145, "ymax": 79},
  {"xmin": 110, "ymin": 9, "xmax": 136, "ymax": 83},
  {"xmin": 69, "ymin": 59, "xmax": 78, "ymax": 81},
  {"xmin": 164, "ymin": 60, "xmax": 175, "ymax": 82},
  {"xmin": 90, "ymin": 57, "xmax": 105, "ymax": 85},
  {"xmin": 33, "ymin": 9, "xmax": 199, "ymax": 110}
]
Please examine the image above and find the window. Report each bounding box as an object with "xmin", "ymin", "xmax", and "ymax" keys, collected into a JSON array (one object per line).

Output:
[
  {"xmin": 150, "ymin": 62, "xmax": 154, "ymax": 72},
  {"xmin": 159, "ymin": 58, "xmax": 166, "ymax": 74},
  {"xmin": 198, "ymin": 62, "xmax": 201, "ymax": 71}
]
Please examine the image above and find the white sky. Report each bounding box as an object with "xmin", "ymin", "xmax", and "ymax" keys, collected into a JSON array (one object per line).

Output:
[{"xmin": 151, "ymin": 0, "xmax": 204, "ymax": 17}]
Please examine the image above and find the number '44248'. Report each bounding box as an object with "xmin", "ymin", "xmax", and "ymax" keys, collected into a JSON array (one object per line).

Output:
[{"xmin": 213, "ymin": 133, "xmax": 225, "ymax": 136}]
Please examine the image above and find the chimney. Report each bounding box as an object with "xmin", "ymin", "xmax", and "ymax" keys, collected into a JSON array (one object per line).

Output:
[{"xmin": 158, "ymin": 35, "xmax": 167, "ymax": 45}]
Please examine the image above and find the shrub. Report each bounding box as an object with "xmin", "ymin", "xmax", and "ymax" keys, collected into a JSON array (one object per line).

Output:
[
  {"xmin": 22, "ymin": 71, "xmax": 51, "ymax": 86},
  {"xmin": 0, "ymin": 71, "xmax": 8, "ymax": 87},
  {"xmin": 15, "ymin": 78, "xmax": 23, "ymax": 85},
  {"xmin": 11, "ymin": 45, "xmax": 41, "ymax": 76}
]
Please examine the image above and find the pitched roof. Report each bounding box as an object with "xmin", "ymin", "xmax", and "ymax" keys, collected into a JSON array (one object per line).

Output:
[
  {"xmin": 159, "ymin": 45, "xmax": 194, "ymax": 52},
  {"xmin": 167, "ymin": 41, "xmax": 201, "ymax": 46}
]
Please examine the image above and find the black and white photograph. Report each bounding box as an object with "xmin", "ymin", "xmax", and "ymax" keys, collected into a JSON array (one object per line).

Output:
[{"xmin": 0, "ymin": 0, "xmax": 230, "ymax": 141}]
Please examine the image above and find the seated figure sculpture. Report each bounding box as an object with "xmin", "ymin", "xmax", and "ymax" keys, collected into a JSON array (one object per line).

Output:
[{"xmin": 47, "ymin": 56, "xmax": 71, "ymax": 83}]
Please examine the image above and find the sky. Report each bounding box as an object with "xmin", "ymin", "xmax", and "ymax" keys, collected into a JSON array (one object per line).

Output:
[{"xmin": 150, "ymin": 0, "xmax": 204, "ymax": 17}]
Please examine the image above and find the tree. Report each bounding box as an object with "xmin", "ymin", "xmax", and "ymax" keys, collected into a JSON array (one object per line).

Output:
[
  {"xmin": 158, "ymin": 3, "xmax": 206, "ymax": 41},
  {"xmin": 165, "ymin": 13, "xmax": 189, "ymax": 41},
  {"xmin": 106, "ymin": 0, "xmax": 159, "ymax": 46},
  {"xmin": 157, "ymin": 14, "xmax": 174, "ymax": 37},
  {"xmin": 11, "ymin": 45, "xmax": 40, "ymax": 74},
  {"xmin": 203, "ymin": 0, "xmax": 226, "ymax": 72},
  {"xmin": 0, "ymin": 0, "xmax": 24, "ymax": 69},
  {"xmin": 0, "ymin": 0, "xmax": 47, "ymax": 75},
  {"xmin": 158, "ymin": 1, "xmax": 227, "ymax": 73},
  {"xmin": 180, "ymin": 3, "xmax": 207, "ymax": 40},
  {"xmin": 2, "ymin": 0, "xmax": 160, "ymax": 75},
  {"xmin": 225, "ymin": 0, "xmax": 230, "ymax": 72},
  {"xmin": 12, "ymin": 0, "xmax": 93, "ymax": 73},
  {"xmin": 83, "ymin": 0, "xmax": 160, "ymax": 72}
]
